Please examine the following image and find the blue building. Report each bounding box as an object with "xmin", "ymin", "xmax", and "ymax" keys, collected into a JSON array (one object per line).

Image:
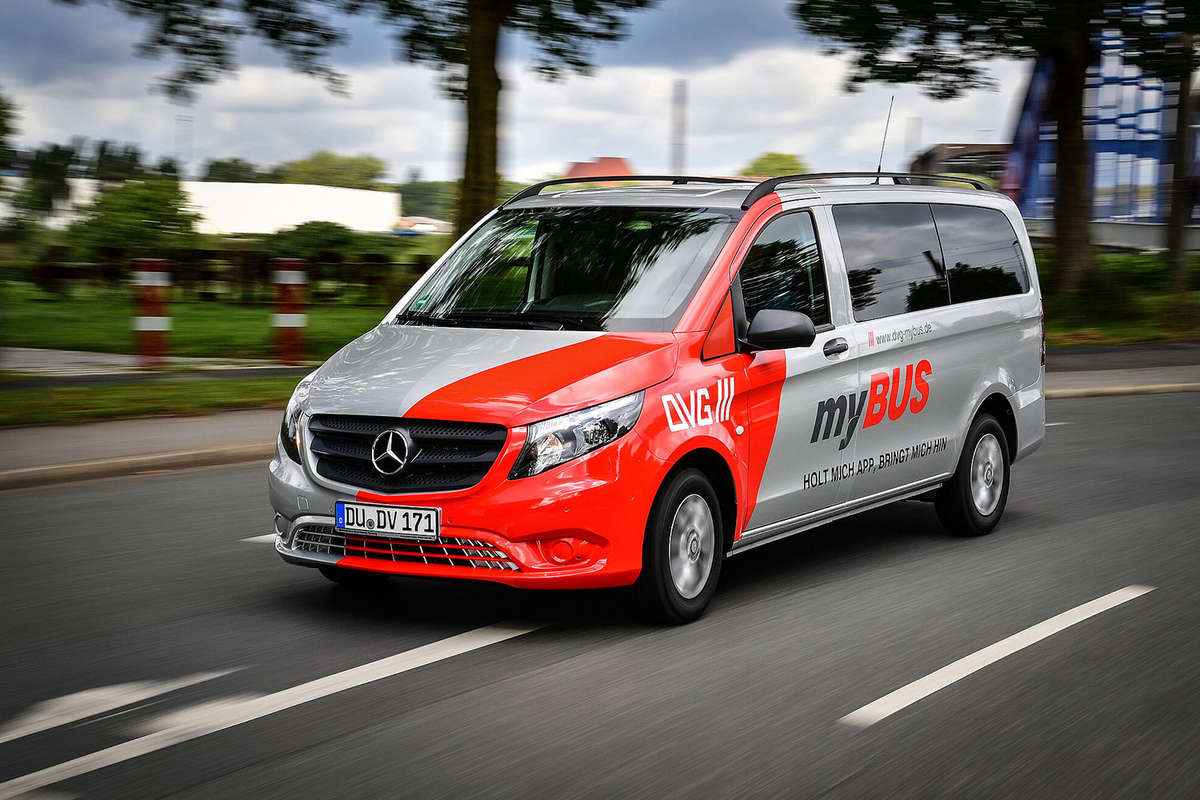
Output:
[{"xmin": 1003, "ymin": 29, "xmax": 1195, "ymax": 223}]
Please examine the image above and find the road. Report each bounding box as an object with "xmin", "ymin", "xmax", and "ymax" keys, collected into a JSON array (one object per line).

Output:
[{"xmin": 2, "ymin": 394, "xmax": 1198, "ymax": 798}]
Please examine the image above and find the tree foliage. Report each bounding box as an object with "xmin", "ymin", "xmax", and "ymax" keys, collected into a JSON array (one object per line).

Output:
[
  {"xmin": 58, "ymin": 0, "xmax": 660, "ymax": 234},
  {"xmin": 91, "ymin": 140, "xmax": 145, "ymax": 182},
  {"xmin": 790, "ymin": 0, "xmax": 1200, "ymax": 297},
  {"xmin": 0, "ymin": 83, "xmax": 16, "ymax": 183},
  {"xmin": 741, "ymin": 152, "xmax": 809, "ymax": 178},
  {"xmin": 261, "ymin": 220, "xmax": 362, "ymax": 261},
  {"xmin": 16, "ymin": 142, "xmax": 80, "ymax": 217},
  {"xmin": 275, "ymin": 150, "xmax": 387, "ymax": 190},
  {"xmin": 202, "ymin": 157, "xmax": 268, "ymax": 182},
  {"xmin": 70, "ymin": 178, "xmax": 199, "ymax": 256}
]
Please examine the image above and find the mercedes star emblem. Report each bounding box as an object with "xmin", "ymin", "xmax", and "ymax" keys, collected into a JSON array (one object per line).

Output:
[{"xmin": 370, "ymin": 429, "xmax": 410, "ymax": 476}]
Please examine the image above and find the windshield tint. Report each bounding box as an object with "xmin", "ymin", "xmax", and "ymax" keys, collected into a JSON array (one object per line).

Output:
[{"xmin": 398, "ymin": 207, "xmax": 738, "ymax": 332}]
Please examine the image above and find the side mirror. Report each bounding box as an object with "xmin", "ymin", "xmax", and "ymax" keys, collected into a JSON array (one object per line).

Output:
[{"xmin": 746, "ymin": 309, "xmax": 817, "ymax": 350}]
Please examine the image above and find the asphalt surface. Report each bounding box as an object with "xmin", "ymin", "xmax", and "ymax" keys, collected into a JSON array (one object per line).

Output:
[{"xmin": 2, "ymin": 393, "xmax": 1199, "ymax": 798}]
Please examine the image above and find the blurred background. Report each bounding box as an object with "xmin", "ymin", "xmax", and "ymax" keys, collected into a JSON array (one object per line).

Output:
[{"xmin": 2, "ymin": 0, "xmax": 1198, "ymax": 425}]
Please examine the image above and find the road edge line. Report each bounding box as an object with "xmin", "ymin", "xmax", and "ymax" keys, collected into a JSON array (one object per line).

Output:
[
  {"xmin": 1046, "ymin": 382, "xmax": 1200, "ymax": 399},
  {"xmin": 840, "ymin": 585, "xmax": 1156, "ymax": 728},
  {"xmin": 0, "ymin": 444, "xmax": 276, "ymax": 490}
]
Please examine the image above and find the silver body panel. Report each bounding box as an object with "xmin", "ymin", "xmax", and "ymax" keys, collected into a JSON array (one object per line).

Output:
[
  {"xmin": 305, "ymin": 324, "xmax": 598, "ymax": 418},
  {"xmin": 737, "ymin": 187, "xmax": 1044, "ymax": 545}
]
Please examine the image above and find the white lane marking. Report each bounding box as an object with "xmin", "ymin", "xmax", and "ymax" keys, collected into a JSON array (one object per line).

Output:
[
  {"xmin": 1045, "ymin": 422, "xmax": 1073, "ymax": 427},
  {"xmin": 240, "ymin": 534, "xmax": 277, "ymax": 544},
  {"xmin": 134, "ymin": 694, "xmax": 266, "ymax": 736},
  {"xmin": 0, "ymin": 621, "xmax": 544, "ymax": 800},
  {"xmin": 0, "ymin": 672, "xmax": 234, "ymax": 745},
  {"xmin": 841, "ymin": 585, "xmax": 1155, "ymax": 727}
]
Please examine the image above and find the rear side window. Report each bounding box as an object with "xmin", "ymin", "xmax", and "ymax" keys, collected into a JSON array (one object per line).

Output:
[
  {"xmin": 833, "ymin": 203, "xmax": 949, "ymax": 322},
  {"xmin": 738, "ymin": 211, "xmax": 831, "ymax": 328},
  {"xmin": 932, "ymin": 204, "xmax": 1030, "ymax": 302}
]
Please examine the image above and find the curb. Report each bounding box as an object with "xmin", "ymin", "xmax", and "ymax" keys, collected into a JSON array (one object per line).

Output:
[
  {"xmin": 0, "ymin": 443, "xmax": 276, "ymax": 491},
  {"xmin": 3, "ymin": 382, "xmax": 1199, "ymax": 490},
  {"xmin": 1045, "ymin": 382, "xmax": 1200, "ymax": 399}
]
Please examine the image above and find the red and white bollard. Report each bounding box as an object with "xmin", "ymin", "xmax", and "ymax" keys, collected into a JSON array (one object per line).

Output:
[
  {"xmin": 272, "ymin": 258, "xmax": 308, "ymax": 365},
  {"xmin": 131, "ymin": 258, "xmax": 172, "ymax": 370}
]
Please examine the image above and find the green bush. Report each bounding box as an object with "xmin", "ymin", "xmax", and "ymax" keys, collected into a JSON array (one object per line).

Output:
[{"xmin": 69, "ymin": 179, "xmax": 199, "ymax": 258}]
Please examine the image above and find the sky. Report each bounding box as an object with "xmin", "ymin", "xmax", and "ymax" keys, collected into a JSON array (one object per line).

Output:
[{"xmin": 1, "ymin": 0, "xmax": 1030, "ymax": 184}]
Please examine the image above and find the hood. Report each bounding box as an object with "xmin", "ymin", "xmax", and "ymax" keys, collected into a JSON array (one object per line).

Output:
[{"xmin": 306, "ymin": 324, "xmax": 678, "ymax": 427}]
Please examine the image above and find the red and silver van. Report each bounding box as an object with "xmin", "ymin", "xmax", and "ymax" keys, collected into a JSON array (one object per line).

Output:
[{"xmin": 268, "ymin": 173, "xmax": 1045, "ymax": 622}]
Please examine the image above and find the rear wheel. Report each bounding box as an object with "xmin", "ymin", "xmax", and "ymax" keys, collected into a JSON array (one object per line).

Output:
[
  {"xmin": 636, "ymin": 468, "xmax": 724, "ymax": 624},
  {"xmin": 318, "ymin": 565, "xmax": 388, "ymax": 588},
  {"xmin": 936, "ymin": 413, "xmax": 1010, "ymax": 536}
]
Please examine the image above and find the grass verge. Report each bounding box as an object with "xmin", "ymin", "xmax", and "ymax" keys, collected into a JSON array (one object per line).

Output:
[
  {"xmin": 0, "ymin": 282, "xmax": 388, "ymax": 359},
  {"xmin": 0, "ymin": 375, "xmax": 296, "ymax": 426}
]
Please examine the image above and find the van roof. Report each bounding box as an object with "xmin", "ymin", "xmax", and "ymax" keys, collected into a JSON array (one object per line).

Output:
[{"xmin": 502, "ymin": 174, "xmax": 1004, "ymax": 213}]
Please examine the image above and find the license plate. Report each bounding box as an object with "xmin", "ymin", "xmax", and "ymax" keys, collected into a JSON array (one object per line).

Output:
[{"xmin": 335, "ymin": 501, "xmax": 440, "ymax": 541}]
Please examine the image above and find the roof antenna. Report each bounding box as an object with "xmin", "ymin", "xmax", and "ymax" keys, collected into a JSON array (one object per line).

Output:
[{"xmin": 873, "ymin": 95, "xmax": 895, "ymax": 184}]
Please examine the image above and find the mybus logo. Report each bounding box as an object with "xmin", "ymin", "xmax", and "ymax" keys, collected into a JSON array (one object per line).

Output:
[{"xmin": 811, "ymin": 360, "xmax": 932, "ymax": 451}]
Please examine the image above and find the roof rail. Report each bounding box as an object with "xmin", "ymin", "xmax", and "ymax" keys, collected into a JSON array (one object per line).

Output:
[
  {"xmin": 502, "ymin": 175, "xmax": 749, "ymax": 208},
  {"xmin": 740, "ymin": 171, "xmax": 993, "ymax": 210}
]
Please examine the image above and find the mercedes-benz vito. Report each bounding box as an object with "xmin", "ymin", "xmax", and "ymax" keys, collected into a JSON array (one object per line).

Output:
[{"xmin": 268, "ymin": 172, "xmax": 1045, "ymax": 623}]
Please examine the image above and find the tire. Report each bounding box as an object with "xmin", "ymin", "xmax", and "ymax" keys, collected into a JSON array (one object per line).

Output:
[
  {"xmin": 935, "ymin": 413, "xmax": 1011, "ymax": 537},
  {"xmin": 318, "ymin": 565, "xmax": 388, "ymax": 588},
  {"xmin": 636, "ymin": 468, "xmax": 724, "ymax": 624}
]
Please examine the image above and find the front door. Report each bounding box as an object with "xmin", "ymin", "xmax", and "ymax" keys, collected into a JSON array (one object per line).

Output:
[{"xmin": 738, "ymin": 209, "xmax": 860, "ymax": 534}]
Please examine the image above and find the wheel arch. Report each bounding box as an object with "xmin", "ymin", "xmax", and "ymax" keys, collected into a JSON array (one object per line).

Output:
[
  {"xmin": 974, "ymin": 391, "xmax": 1018, "ymax": 456},
  {"xmin": 664, "ymin": 448, "xmax": 739, "ymax": 556}
]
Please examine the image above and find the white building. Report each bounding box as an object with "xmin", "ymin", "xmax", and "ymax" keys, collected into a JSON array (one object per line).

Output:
[
  {"xmin": 0, "ymin": 178, "xmax": 401, "ymax": 234},
  {"xmin": 184, "ymin": 182, "xmax": 399, "ymax": 235}
]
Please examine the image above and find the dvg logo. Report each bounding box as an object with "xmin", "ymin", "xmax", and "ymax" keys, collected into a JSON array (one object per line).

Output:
[
  {"xmin": 812, "ymin": 360, "xmax": 932, "ymax": 451},
  {"xmin": 663, "ymin": 377, "xmax": 735, "ymax": 432}
]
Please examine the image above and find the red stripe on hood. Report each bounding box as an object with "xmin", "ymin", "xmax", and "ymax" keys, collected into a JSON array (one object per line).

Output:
[{"xmin": 405, "ymin": 333, "xmax": 677, "ymax": 426}]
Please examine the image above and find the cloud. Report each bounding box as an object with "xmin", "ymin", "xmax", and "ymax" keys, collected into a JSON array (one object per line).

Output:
[
  {"xmin": 506, "ymin": 49, "xmax": 1028, "ymax": 180},
  {"xmin": 2, "ymin": 0, "xmax": 1029, "ymax": 186}
]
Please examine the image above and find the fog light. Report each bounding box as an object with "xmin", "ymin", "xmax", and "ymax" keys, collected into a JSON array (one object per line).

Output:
[
  {"xmin": 549, "ymin": 539, "xmax": 575, "ymax": 564},
  {"xmin": 274, "ymin": 514, "xmax": 287, "ymax": 538}
]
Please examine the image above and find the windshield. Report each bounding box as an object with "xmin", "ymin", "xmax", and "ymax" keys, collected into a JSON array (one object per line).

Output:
[{"xmin": 395, "ymin": 206, "xmax": 739, "ymax": 332}]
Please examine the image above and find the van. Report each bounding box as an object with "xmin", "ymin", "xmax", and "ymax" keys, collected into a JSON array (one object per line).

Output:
[{"xmin": 268, "ymin": 172, "xmax": 1045, "ymax": 623}]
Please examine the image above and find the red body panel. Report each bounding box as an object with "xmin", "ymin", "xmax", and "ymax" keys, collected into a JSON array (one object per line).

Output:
[{"xmin": 405, "ymin": 333, "xmax": 678, "ymax": 427}]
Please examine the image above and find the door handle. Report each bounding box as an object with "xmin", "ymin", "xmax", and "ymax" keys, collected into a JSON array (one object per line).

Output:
[{"xmin": 823, "ymin": 338, "xmax": 849, "ymax": 358}]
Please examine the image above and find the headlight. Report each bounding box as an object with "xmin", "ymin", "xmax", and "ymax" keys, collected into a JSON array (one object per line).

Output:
[
  {"xmin": 279, "ymin": 372, "xmax": 316, "ymax": 463},
  {"xmin": 510, "ymin": 391, "xmax": 644, "ymax": 479}
]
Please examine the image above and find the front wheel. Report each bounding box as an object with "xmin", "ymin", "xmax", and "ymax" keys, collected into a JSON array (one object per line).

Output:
[
  {"xmin": 935, "ymin": 413, "xmax": 1011, "ymax": 536},
  {"xmin": 636, "ymin": 468, "xmax": 724, "ymax": 624}
]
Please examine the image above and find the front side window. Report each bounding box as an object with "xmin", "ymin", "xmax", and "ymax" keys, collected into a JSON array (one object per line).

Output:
[
  {"xmin": 737, "ymin": 211, "xmax": 831, "ymax": 328},
  {"xmin": 833, "ymin": 203, "xmax": 950, "ymax": 322},
  {"xmin": 398, "ymin": 207, "xmax": 738, "ymax": 332},
  {"xmin": 932, "ymin": 204, "xmax": 1030, "ymax": 303}
]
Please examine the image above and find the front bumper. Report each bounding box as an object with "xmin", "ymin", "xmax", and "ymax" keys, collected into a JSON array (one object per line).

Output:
[{"xmin": 267, "ymin": 425, "xmax": 665, "ymax": 589}]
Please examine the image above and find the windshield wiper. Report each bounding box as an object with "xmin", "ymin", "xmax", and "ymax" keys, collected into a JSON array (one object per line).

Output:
[
  {"xmin": 510, "ymin": 312, "xmax": 603, "ymax": 331},
  {"xmin": 440, "ymin": 311, "xmax": 602, "ymax": 331},
  {"xmin": 393, "ymin": 312, "xmax": 463, "ymax": 327}
]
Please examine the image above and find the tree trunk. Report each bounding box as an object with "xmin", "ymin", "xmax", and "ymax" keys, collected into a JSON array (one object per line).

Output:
[
  {"xmin": 1167, "ymin": 35, "xmax": 1195, "ymax": 329},
  {"xmin": 1049, "ymin": 10, "xmax": 1098, "ymax": 296},
  {"xmin": 456, "ymin": 0, "xmax": 503, "ymax": 237}
]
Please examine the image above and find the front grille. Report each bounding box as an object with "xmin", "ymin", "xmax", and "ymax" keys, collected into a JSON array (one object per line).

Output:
[
  {"xmin": 292, "ymin": 525, "xmax": 520, "ymax": 571},
  {"xmin": 308, "ymin": 414, "xmax": 507, "ymax": 494}
]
